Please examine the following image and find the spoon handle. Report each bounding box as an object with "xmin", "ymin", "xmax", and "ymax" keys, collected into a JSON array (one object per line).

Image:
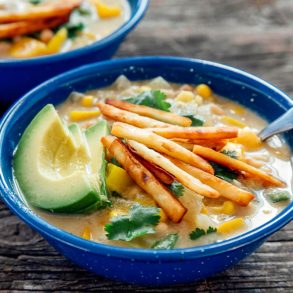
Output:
[{"xmin": 259, "ymin": 107, "xmax": 293, "ymax": 141}]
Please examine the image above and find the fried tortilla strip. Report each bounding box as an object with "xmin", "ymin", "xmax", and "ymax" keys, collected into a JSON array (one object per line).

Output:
[
  {"xmin": 167, "ymin": 156, "xmax": 254, "ymax": 206},
  {"xmin": 0, "ymin": 16, "xmax": 68, "ymax": 38},
  {"xmin": 172, "ymin": 138, "xmax": 227, "ymax": 151},
  {"xmin": 0, "ymin": 0, "xmax": 81, "ymax": 23},
  {"xmin": 97, "ymin": 102, "xmax": 170, "ymax": 128},
  {"xmin": 111, "ymin": 122, "xmax": 214, "ymax": 174},
  {"xmin": 106, "ymin": 99, "xmax": 192, "ymax": 127},
  {"xmin": 101, "ymin": 136, "xmax": 186, "ymax": 223},
  {"xmin": 134, "ymin": 155, "xmax": 174, "ymax": 185},
  {"xmin": 193, "ymin": 145, "xmax": 284, "ymax": 187},
  {"xmin": 150, "ymin": 126, "xmax": 238, "ymax": 140},
  {"xmin": 127, "ymin": 140, "xmax": 220, "ymax": 198}
]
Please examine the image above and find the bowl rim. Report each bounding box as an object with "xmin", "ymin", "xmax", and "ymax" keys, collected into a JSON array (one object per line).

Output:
[
  {"xmin": 0, "ymin": 0, "xmax": 150, "ymax": 66},
  {"xmin": 0, "ymin": 56, "xmax": 292, "ymax": 261}
]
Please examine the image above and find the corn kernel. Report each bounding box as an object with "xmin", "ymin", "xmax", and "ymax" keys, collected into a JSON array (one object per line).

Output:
[
  {"xmin": 80, "ymin": 95, "xmax": 94, "ymax": 107},
  {"xmin": 109, "ymin": 208, "xmax": 128, "ymax": 218},
  {"xmin": 47, "ymin": 28, "xmax": 67, "ymax": 54},
  {"xmin": 9, "ymin": 37, "xmax": 47, "ymax": 58},
  {"xmin": 233, "ymin": 129, "xmax": 262, "ymax": 151},
  {"xmin": 221, "ymin": 116, "xmax": 246, "ymax": 128},
  {"xmin": 70, "ymin": 110, "xmax": 101, "ymax": 121},
  {"xmin": 175, "ymin": 91, "xmax": 195, "ymax": 102},
  {"xmin": 200, "ymin": 205, "xmax": 209, "ymax": 214},
  {"xmin": 106, "ymin": 163, "xmax": 133, "ymax": 193},
  {"xmin": 82, "ymin": 226, "xmax": 92, "ymax": 240},
  {"xmin": 231, "ymin": 104, "xmax": 246, "ymax": 115},
  {"xmin": 96, "ymin": 1, "xmax": 121, "ymax": 18},
  {"xmin": 221, "ymin": 201, "xmax": 236, "ymax": 215},
  {"xmin": 196, "ymin": 84, "xmax": 212, "ymax": 99},
  {"xmin": 218, "ymin": 217, "xmax": 245, "ymax": 234}
]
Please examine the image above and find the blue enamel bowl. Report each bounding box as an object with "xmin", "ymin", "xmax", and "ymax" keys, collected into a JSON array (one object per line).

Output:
[
  {"xmin": 0, "ymin": 0, "xmax": 149, "ymax": 109},
  {"xmin": 0, "ymin": 57, "xmax": 292, "ymax": 286}
]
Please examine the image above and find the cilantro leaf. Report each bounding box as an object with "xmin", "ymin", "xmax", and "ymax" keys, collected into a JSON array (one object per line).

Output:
[
  {"xmin": 29, "ymin": 0, "xmax": 42, "ymax": 4},
  {"xmin": 63, "ymin": 22, "xmax": 85, "ymax": 39},
  {"xmin": 221, "ymin": 150, "xmax": 238, "ymax": 159},
  {"xmin": 190, "ymin": 226, "xmax": 217, "ymax": 240},
  {"xmin": 207, "ymin": 226, "xmax": 217, "ymax": 234},
  {"xmin": 210, "ymin": 162, "xmax": 238, "ymax": 183},
  {"xmin": 189, "ymin": 228, "xmax": 206, "ymax": 240},
  {"xmin": 105, "ymin": 204, "xmax": 160, "ymax": 241},
  {"xmin": 266, "ymin": 190, "xmax": 291, "ymax": 203},
  {"xmin": 168, "ymin": 180, "xmax": 184, "ymax": 197},
  {"xmin": 125, "ymin": 90, "xmax": 171, "ymax": 112},
  {"xmin": 152, "ymin": 233, "xmax": 179, "ymax": 249},
  {"xmin": 183, "ymin": 115, "xmax": 204, "ymax": 126}
]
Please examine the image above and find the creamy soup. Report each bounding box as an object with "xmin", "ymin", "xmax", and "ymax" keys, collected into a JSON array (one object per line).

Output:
[
  {"xmin": 0, "ymin": 0, "xmax": 130, "ymax": 58},
  {"xmin": 14, "ymin": 76, "xmax": 292, "ymax": 249}
]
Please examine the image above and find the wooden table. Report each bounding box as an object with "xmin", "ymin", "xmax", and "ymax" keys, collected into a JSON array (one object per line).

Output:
[{"xmin": 1, "ymin": 0, "xmax": 292, "ymax": 291}]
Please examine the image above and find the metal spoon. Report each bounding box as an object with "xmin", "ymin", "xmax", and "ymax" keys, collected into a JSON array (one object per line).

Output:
[{"xmin": 259, "ymin": 107, "xmax": 293, "ymax": 141}]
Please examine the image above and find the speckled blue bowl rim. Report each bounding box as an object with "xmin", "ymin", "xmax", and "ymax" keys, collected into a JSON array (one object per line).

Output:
[
  {"xmin": 0, "ymin": 0, "xmax": 150, "ymax": 66},
  {"xmin": 0, "ymin": 56, "xmax": 292, "ymax": 261}
]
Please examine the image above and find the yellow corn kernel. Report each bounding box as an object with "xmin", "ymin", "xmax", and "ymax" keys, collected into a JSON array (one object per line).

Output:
[
  {"xmin": 200, "ymin": 205, "xmax": 209, "ymax": 214},
  {"xmin": 231, "ymin": 104, "xmax": 246, "ymax": 115},
  {"xmin": 221, "ymin": 116, "xmax": 246, "ymax": 128},
  {"xmin": 106, "ymin": 163, "xmax": 133, "ymax": 193},
  {"xmin": 47, "ymin": 28, "xmax": 67, "ymax": 54},
  {"xmin": 70, "ymin": 110, "xmax": 101, "ymax": 121},
  {"xmin": 82, "ymin": 226, "xmax": 92, "ymax": 240},
  {"xmin": 96, "ymin": 1, "xmax": 121, "ymax": 18},
  {"xmin": 175, "ymin": 90, "xmax": 195, "ymax": 102},
  {"xmin": 218, "ymin": 217, "xmax": 245, "ymax": 234},
  {"xmin": 221, "ymin": 201, "xmax": 236, "ymax": 215},
  {"xmin": 196, "ymin": 84, "xmax": 212, "ymax": 99},
  {"xmin": 9, "ymin": 37, "xmax": 47, "ymax": 58},
  {"xmin": 109, "ymin": 208, "xmax": 128, "ymax": 218},
  {"xmin": 233, "ymin": 129, "xmax": 262, "ymax": 151},
  {"xmin": 80, "ymin": 95, "xmax": 94, "ymax": 107}
]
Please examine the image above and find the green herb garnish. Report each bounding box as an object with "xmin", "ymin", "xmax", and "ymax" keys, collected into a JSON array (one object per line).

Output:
[
  {"xmin": 77, "ymin": 7, "xmax": 91, "ymax": 16},
  {"xmin": 125, "ymin": 90, "xmax": 171, "ymax": 112},
  {"xmin": 105, "ymin": 204, "xmax": 160, "ymax": 241},
  {"xmin": 183, "ymin": 115, "xmax": 204, "ymax": 126},
  {"xmin": 152, "ymin": 234, "xmax": 179, "ymax": 249},
  {"xmin": 210, "ymin": 162, "xmax": 238, "ymax": 183},
  {"xmin": 168, "ymin": 180, "xmax": 185, "ymax": 197},
  {"xmin": 266, "ymin": 190, "xmax": 291, "ymax": 203},
  {"xmin": 29, "ymin": 0, "xmax": 42, "ymax": 4},
  {"xmin": 221, "ymin": 150, "xmax": 238, "ymax": 159},
  {"xmin": 190, "ymin": 226, "xmax": 217, "ymax": 240},
  {"xmin": 110, "ymin": 157, "xmax": 121, "ymax": 167},
  {"xmin": 63, "ymin": 22, "xmax": 85, "ymax": 39}
]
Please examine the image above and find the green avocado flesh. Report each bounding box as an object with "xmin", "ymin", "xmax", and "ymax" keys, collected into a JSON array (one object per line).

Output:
[{"xmin": 13, "ymin": 104, "xmax": 110, "ymax": 214}]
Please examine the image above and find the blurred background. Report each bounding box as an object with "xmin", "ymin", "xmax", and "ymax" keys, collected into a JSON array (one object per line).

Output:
[{"xmin": 0, "ymin": 0, "xmax": 292, "ymax": 292}]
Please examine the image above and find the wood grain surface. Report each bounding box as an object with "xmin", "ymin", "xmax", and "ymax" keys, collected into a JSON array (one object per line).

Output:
[{"xmin": 0, "ymin": 0, "xmax": 292, "ymax": 292}]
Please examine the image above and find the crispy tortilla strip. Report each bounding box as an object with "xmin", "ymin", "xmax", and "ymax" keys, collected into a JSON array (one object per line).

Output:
[
  {"xmin": 0, "ymin": 0, "xmax": 81, "ymax": 23},
  {"xmin": 111, "ymin": 122, "xmax": 214, "ymax": 174},
  {"xmin": 193, "ymin": 145, "xmax": 284, "ymax": 187},
  {"xmin": 127, "ymin": 140, "xmax": 220, "ymax": 198},
  {"xmin": 167, "ymin": 156, "xmax": 254, "ymax": 206},
  {"xmin": 134, "ymin": 155, "xmax": 174, "ymax": 185},
  {"xmin": 172, "ymin": 138, "xmax": 227, "ymax": 151},
  {"xmin": 97, "ymin": 102, "xmax": 170, "ymax": 128},
  {"xmin": 101, "ymin": 136, "xmax": 186, "ymax": 223},
  {"xmin": 106, "ymin": 99, "xmax": 192, "ymax": 127},
  {"xmin": 0, "ymin": 16, "xmax": 68, "ymax": 38},
  {"xmin": 150, "ymin": 126, "xmax": 238, "ymax": 140}
]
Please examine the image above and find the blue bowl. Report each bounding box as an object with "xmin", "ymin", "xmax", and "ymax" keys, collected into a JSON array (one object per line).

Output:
[
  {"xmin": 0, "ymin": 57, "xmax": 292, "ymax": 286},
  {"xmin": 0, "ymin": 0, "xmax": 149, "ymax": 108}
]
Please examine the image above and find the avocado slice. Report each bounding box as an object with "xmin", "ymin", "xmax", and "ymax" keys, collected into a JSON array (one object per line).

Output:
[{"xmin": 14, "ymin": 105, "xmax": 101, "ymax": 213}]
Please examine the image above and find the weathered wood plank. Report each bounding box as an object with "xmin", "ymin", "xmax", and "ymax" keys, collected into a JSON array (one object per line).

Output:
[{"xmin": 0, "ymin": 0, "xmax": 293, "ymax": 291}]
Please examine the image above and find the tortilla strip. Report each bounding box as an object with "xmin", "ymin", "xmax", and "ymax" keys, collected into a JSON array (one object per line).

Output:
[
  {"xmin": 193, "ymin": 145, "xmax": 284, "ymax": 187},
  {"xmin": 133, "ymin": 155, "xmax": 174, "ymax": 185},
  {"xmin": 97, "ymin": 102, "xmax": 170, "ymax": 128},
  {"xmin": 150, "ymin": 126, "xmax": 238, "ymax": 140},
  {"xmin": 127, "ymin": 140, "xmax": 220, "ymax": 198},
  {"xmin": 106, "ymin": 99, "xmax": 192, "ymax": 127},
  {"xmin": 167, "ymin": 156, "xmax": 254, "ymax": 206},
  {"xmin": 0, "ymin": 0, "xmax": 81, "ymax": 23},
  {"xmin": 111, "ymin": 122, "xmax": 214, "ymax": 174},
  {"xmin": 172, "ymin": 138, "xmax": 227, "ymax": 151},
  {"xmin": 0, "ymin": 16, "xmax": 68, "ymax": 38},
  {"xmin": 101, "ymin": 136, "xmax": 187, "ymax": 223}
]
